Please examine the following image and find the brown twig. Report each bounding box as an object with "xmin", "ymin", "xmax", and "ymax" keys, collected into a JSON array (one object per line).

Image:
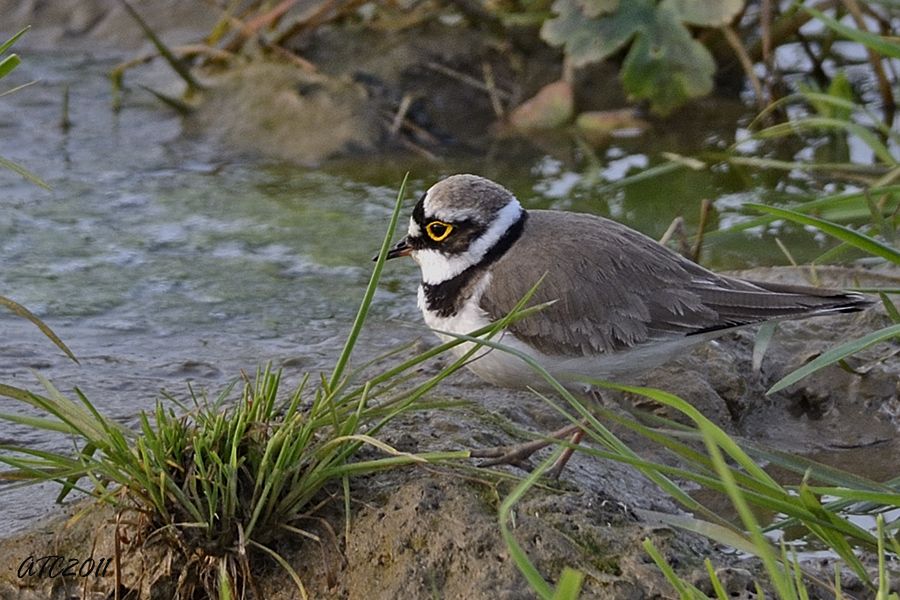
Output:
[
  {"xmin": 380, "ymin": 108, "xmax": 440, "ymax": 146},
  {"xmin": 424, "ymin": 61, "xmax": 512, "ymax": 100},
  {"xmin": 112, "ymin": 44, "xmax": 234, "ymax": 79},
  {"xmin": 390, "ymin": 93, "xmax": 414, "ymax": 137},
  {"xmin": 795, "ymin": 30, "xmax": 830, "ymax": 86},
  {"xmin": 114, "ymin": 510, "xmax": 123, "ymax": 600},
  {"xmin": 272, "ymin": 0, "xmax": 372, "ymax": 45},
  {"xmin": 691, "ymin": 199, "xmax": 712, "ymax": 263},
  {"xmin": 761, "ymin": 0, "xmax": 774, "ymax": 100},
  {"xmin": 379, "ymin": 110, "xmax": 440, "ymax": 161},
  {"xmin": 140, "ymin": 84, "xmax": 194, "ymax": 114},
  {"xmin": 746, "ymin": 0, "xmax": 837, "ymax": 64},
  {"xmin": 761, "ymin": 0, "xmax": 773, "ymax": 67},
  {"xmin": 721, "ymin": 25, "xmax": 767, "ymax": 111},
  {"xmin": 482, "ymin": 61, "xmax": 505, "ymax": 119},
  {"xmin": 60, "ymin": 85, "xmax": 71, "ymax": 132},
  {"xmin": 398, "ymin": 136, "xmax": 439, "ymax": 161},
  {"xmin": 658, "ymin": 216, "xmax": 684, "ymax": 246},
  {"xmin": 118, "ymin": 0, "xmax": 204, "ymax": 91},
  {"xmin": 223, "ymin": 0, "xmax": 298, "ymax": 53},
  {"xmin": 840, "ymin": 0, "xmax": 896, "ymax": 125},
  {"xmin": 260, "ymin": 38, "xmax": 318, "ymax": 73},
  {"xmin": 109, "ymin": 44, "xmax": 217, "ymax": 111}
]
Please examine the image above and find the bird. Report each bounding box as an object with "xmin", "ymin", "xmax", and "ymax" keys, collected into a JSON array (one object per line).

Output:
[{"xmin": 382, "ymin": 174, "xmax": 873, "ymax": 474}]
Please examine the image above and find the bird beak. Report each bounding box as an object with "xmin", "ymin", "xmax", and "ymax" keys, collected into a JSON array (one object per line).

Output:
[{"xmin": 374, "ymin": 237, "xmax": 413, "ymax": 262}]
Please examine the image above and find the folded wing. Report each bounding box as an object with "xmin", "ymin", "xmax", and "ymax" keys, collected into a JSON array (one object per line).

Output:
[{"xmin": 480, "ymin": 211, "xmax": 871, "ymax": 357}]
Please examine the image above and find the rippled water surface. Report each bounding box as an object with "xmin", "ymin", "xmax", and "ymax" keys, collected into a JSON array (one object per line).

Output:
[{"xmin": 0, "ymin": 52, "xmax": 843, "ymax": 531}]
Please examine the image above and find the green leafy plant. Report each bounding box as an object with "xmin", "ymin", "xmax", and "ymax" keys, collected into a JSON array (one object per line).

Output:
[{"xmin": 541, "ymin": 0, "xmax": 744, "ymax": 115}]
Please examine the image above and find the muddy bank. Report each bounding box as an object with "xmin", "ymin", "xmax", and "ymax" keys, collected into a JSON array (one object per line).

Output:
[
  {"xmin": 1, "ymin": 266, "xmax": 896, "ymax": 599},
  {"xmin": 3, "ymin": 0, "xmax": 674, "ymax": 164}
]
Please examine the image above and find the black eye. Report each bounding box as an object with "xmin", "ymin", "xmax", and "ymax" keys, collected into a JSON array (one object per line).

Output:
[{"xmin": 426, "ymin": 221, "xmax": 453, "ymax": 242}]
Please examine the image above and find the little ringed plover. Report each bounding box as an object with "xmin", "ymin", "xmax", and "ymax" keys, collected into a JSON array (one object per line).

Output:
[{"xmin": 383, "ymin": 174, "xmax": 873, "ymax": 471}]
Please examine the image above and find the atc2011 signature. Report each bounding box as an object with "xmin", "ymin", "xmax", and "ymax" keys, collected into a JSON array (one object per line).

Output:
[{"xmin": 17, "ymin": 554, "xmax": 112, "ymax": 578}]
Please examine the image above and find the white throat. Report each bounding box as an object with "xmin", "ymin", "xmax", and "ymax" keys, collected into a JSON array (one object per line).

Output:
[{"xmin": 411, "ymin": 197, "xmax": 523, "ymax": 285}]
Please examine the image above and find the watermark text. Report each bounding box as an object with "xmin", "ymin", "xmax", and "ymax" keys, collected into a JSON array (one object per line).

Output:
[{"xmin": 17, "ymin": 555, "xmax": 111, "ymax": 579}]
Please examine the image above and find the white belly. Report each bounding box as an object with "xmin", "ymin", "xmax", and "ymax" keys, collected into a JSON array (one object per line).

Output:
[
  {"xmin": 416, "ymin": 278, "xmax": 543, "ymax": 388},
  {"xmin": 416, "ymin": 277, "xmax": 712, "ymax": 390}
]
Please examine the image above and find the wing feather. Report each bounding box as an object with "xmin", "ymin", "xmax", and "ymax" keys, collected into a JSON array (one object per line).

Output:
[{"xmin": 479, "ymin": 211, "xmax": 870, "ymax": 356}]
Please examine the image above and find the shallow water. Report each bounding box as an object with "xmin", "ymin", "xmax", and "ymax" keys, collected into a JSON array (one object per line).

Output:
[{"xmin": 0, "ymin": 51, "xmax": 877, "ymax": 532}]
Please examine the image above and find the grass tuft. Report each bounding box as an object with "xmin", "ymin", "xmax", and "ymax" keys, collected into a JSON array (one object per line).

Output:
[{"xmin": 0, "ymin": 176, "xmax": 478, "ymax": 597}]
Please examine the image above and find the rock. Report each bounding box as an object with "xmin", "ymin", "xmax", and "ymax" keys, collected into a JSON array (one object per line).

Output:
[
  {"xmin": 184, "ymin": 60, "xmax": 382, "ymax": 165},
  {"xmin": 574, "ymin": 109, "xmax": 647, "ymax": 144},
  {"xmin": 509, "ymin": 80, "xmax": 574, "ymax": 131}
]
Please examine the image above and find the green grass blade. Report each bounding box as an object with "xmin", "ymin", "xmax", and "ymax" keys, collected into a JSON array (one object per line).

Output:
[
  {"xmin": 705, "ymin": 559, "xmax": 730, "ymax": 600},
  {"xmin": 329, "ymin": 173, "xmax": 408, "ymax": 389},
  {"xmin": 582, "ymin": 382, "xmax": 781, "ymax": 489},
  {"xmin": 0, "ymin": 382, "xmax": 97, "ymax": 440},
  {"xmin": 751, "ymin": 117, "xmax": 897, "ymax": 166},
  {"xmin": 500, "ymin": 449, "xmax": 563, "ymax": 600},
  {"xmin": 118, "ymin": 0, "xmax": 204, "ymax": 91},
  {"xmin": 56, "ymin": 442, "xmax": 98, "ymax": 503},
  {"xmin": 797, "ymin": 480, "xmax": 871, "ymax": 585},
  {"xmin": 0, "ymin": 411, "xmax": 75, "ymax": 434},
  {"xmin": 643, "ymin": 538, "xmax": 703, "ymax": 599},
  {"xmin": 767, "ymin": 324, "xmax": 900, "ymax": 393},
  {"xmin": 745, "ymin": 203, "xmax": 900, "ymax": 264},
  {"xmin": 248, "ymin": 540, "xmax": 308, "ymax": 600},
  {"xmin": 708, "ymin": 185, "xmax": 900, "ymax": 238},
  {"xmin": 0, "ymin": 80, "xmax": 38, "ymax": 98},
  {"xmin": 0, "ymin": 296, "xmax": 78, "ymax": 362},
  {"xmin": 638, "ymin": 508, "xmax": 758, "ymax": 555},
  {"xmin": 550, "ymin": 568, "xmax": 584, "ymax": 600},
  {"xmin": 789, "ymin": 92, "xmax": 895, "ymax": 140},
  {"xmin": 703, "ymin": 434, "xmax": 797, "ymax": 600},
  {"xmin": 593, "ymin": 158, "xmax": 695, "ymax": 194},
  {"xmin": 0, "ymin": 27, "xmax": 29, "ymax": 55},
  {"xmin": 801, "ymin": 5, "xmax": 900, "ymax": 59},
  {"xmin": 0, "ymin": 54, "xmax": 21, "ymax": 79},
  {"xmin": 723, "ymin": 155, "xmax": 887, "ymax": 174},
  {"xmin": 0, "ymin": 156, "xmax": 52, "ymax": 189},
  {"xmin": 752, "ymin": 322, "xmax": 777, "ymax": 371},
  {"xmin": 880, "ymin": 293, "xmax": 900, "ymax": 323},
  {"xmin": 800, "ymin": 487, "xmax": 900, "ymax": 506},
  {"xmin": 218, "ymin": 559, "xmax": 234, "ymax": 600}
]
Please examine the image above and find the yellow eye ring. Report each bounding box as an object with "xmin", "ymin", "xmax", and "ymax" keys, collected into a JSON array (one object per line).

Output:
[{"xmin": 426, "ymin": 221, "xmax": 454, "ymax": 242}]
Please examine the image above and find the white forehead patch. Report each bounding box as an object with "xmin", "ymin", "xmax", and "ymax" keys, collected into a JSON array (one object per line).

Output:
[{"xmin": 407, "ymin": 216, "xmax": 421, "ymax": 237}]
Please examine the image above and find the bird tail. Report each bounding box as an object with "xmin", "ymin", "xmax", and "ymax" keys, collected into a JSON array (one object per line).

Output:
[
  {"xmin": 742, "ymin": 279, "xmax": 875, "ymax": 315},
  {"xmin": 688, "ymin": 279, "xmax": 874, "ymax": 335}
]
